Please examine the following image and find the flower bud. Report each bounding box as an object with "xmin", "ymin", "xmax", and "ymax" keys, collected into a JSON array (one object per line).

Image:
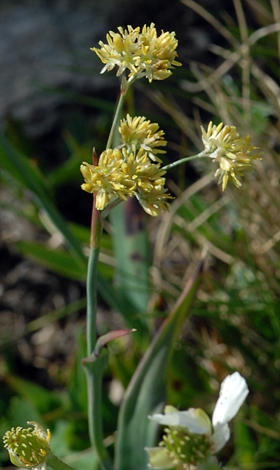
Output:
[{"xmin": 3, "ymin": 422, "xmax": 51, "ymax": 469}]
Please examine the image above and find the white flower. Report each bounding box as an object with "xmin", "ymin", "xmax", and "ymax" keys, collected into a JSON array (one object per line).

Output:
[
  {"xmin": 146, "ymin": 372, "xmax": 249, "ymax": 469},
  {"xmin": 211, "ymin": 371, "xmax": 249, "ymax": 452}
]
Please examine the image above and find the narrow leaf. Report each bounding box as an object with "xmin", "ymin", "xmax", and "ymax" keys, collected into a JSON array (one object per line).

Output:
[
  {"xmin": 16, "ymin": 241, "xmax": 87, "ymax": 280},
  {"xmin": 115, "ymin": 258, "xmax": 205, "ymax": 470},
  {"xmin": 15, "ymin": 240, "xmax": 148, "ymax": 341},
  {"xmin": 93, "ymin": 329, "xmax": 136, "ymax": 358},
  {"xmin": 83, "ymin": 349, "xmax": 114, "ymax": 470},
  {"xmin": 0, "ymin": 133, "xmax": 85, "ymax": 266},
  {"xmin": 110, "ymin": 200, "xmax": 150, "ymax": 313}
]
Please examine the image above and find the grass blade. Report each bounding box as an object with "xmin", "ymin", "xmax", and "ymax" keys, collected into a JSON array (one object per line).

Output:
[{"xmin": 115, "ymin": 258, "xmax": 205, "ymax": 470}]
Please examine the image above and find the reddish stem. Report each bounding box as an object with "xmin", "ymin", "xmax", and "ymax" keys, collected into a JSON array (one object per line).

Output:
[{"xmin": 90, "ymin": 148, "xmax": 103, "ymax": 248}]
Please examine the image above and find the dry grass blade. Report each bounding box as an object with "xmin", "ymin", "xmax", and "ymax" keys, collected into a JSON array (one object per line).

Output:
[
  {"xmin": 182, "ymin": 22, "xmax": 280, "ymax": 92},
  {"xmin": 233, "ymin": 0, "xmax": 250, "ymax": 112},
  {"xmin": 245, "ymin": 0, "xmax": 274, "ymax": 22},
  {"xmin": 271, "ymin": 0, "xmax": 280, "ymax": 58},
  {"xmin": 180, "ymin": 0, "xmax": 239, "ymax": 48}
]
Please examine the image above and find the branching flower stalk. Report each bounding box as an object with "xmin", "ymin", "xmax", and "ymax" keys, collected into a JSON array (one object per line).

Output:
[
  {"xmin": 81, "ymin": 22, "xmax": 181, "ymax": 470},
  {"xmin": 84, "ymin": 149, "xmax": 112, "ymax": 470},
  {"xmin": 163, "ymin": 122, "xmax": 261, "ymax": 191},
  {"xmin": 81, "ymin": 31, "xmax": 259, "ymax": 469},
  {"xmin": 81, "ymin": 122, "xmax": 261, "ymax": 223}
]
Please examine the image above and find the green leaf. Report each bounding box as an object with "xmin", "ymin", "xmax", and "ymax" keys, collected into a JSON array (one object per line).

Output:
[
  {"xmin": 97, "ymin": 275, "xmax": 149, "ymax": 344},
  {"xmin": 27, "ymin": 298, "xmax": 87, "ymax": 333},
  {"xmin": 83, "ymin": 349, "xmax": 114, "ymax": 470},
  {"xmin": 7, "ymin": 396, "xmax": 41, "ymax": 427},
  {"xmin": 16, "ymin": 240, "xmax": 87, "ymax": 280},
  {"xmin": 234, "ymin": 419, "xmax": 257, "ymax": 466},
  {"xmin": 46, "ymin": 132, "xmax": 90, "ymax": 189},
  {"xmin": 69, "ymin": 328, "xmax": 88, "ymax": 414},
  {"xmin": 63, "ymin": 448, "xmax": 99, "ymax": 470},
  {"xmin": 115, "ymin": 259, "xmax": 204, "ymax": 470},
  {"xmin": 15, "ymin": 240, "xmax": 148, "ymax": 341},
  {"xmin": 5, "ymin": 375, "xmax": 62, "ymax": 416},
  {"xmin": 109, "ymin": 200, "xmax": 150, "ymax": 314},
  {"xmin": 0, "ymin": 133, "xmax": 86, "ymax": 267}
]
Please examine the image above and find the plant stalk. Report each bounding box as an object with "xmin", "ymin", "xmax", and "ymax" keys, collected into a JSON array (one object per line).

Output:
[
  {"xmin": 86, "ymin": 244, "xmax": 100, "ymax": 356},
  {"xmin": 47, "ymin": 453, "xmax": 75, "ymax": 470},
  {"xmin": 84, "ymin": 352, "xmax": 114, "ymax": 470},
  {"xmin": 106, "ymin": 77, "xmax": 130, "ymax": 150},
  {"xmin": 161, "ymin": 151, "xmax": 207, "ymax": 171}
]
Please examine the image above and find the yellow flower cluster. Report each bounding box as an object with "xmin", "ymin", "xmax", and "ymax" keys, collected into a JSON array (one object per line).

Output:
[
  {"xmin": 119, "ymin": 114, "xmax": 167, "ymax": 162},
  {"xmin": 91, "ymin": 23, "xmax": 181, "ymax": 82},
  {"xmin": 81, "ymin": 149, "xmax": 136, "ymax": 211},
  {"xmin": 81, "ymin": 115, "xmax": 171, "ymax": 216},
  {"xmin": 81, "ymin": 146, "xmax": 172, "ymax": 217},
  {"xmin": 201, "ymin": 122, "xmax": 261, "ymax": 191}
]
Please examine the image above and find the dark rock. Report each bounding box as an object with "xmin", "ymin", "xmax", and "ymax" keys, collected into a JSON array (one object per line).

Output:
[
  {"xmin": 0, "ymin": 0, "xmax": 234, "ymax": 139},
  {"xmin": 0, "ymin": 0, "xmax": 116, "ymax": 137}
]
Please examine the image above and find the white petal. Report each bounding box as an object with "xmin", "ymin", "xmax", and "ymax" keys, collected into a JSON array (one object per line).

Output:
[
  {"xmin": 149, "ymin": 411, "xmax": 179, "ymax": 426},
  {"xmin": 211, "ymin": 422, "xmax": 230, "ymax": 453},
  {"xmin": 150, "ymin": 408, "xmax": 211, "ymax": 435},
  {"xmin": 212, "ymin": 372, "xmax": 249, "ymax": 428}
]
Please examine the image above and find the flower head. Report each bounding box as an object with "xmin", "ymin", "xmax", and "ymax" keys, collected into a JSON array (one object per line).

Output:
[
  {"xmin": 122, "ymin": 147, "xmax": 173, "ymax": 216},
  {"xmin": 81, "ymin": 145, "xmax": 172, "ymax": 216},
  {"xmin": 119, "ymin": 114, "xmax": 167, "ymax": 162},
  {"xmin": 3, "ymin": 422, "xmax": 51, "ymax": 470},
  {"xmin": 146, "ymin": 372, "xmax": 249, "ymax": 469},
  {"xmin": 91, "ymin": 25, "xmax": 140, "ymax": 77},
  {"xmin": 80, "ymin": 148, "xmax": 136, "ymax": 210},
  {"xmin": 201, "ymin": 122, "xmax": 261, "ymax": 191},
  {"xmin": 91, "ymin": 23, "xmax": 181, "ymax": 82},
  {"xmin": 136, "ymin": 23, "xmax": 181, "ymax": 82}
]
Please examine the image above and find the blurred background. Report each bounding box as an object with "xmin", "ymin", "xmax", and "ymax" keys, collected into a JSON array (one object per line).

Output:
[{"xmin": 1, "ymin": 1, "xmax": 280, "ymax": 469}]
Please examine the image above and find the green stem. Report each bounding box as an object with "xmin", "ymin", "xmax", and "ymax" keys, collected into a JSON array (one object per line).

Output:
[
  {"xmin": 84, "ymin": 351, "xmax": 114, "ymax": 470},
  {"xmin": 87, "ymin": 186, "xmax": 103, "ymax": 356},
  {"xmin": 85, "ymin": 196, "xmax": 113, "ymax": 470},
  {"xmin": 106, "ymin": 77, "xmax": 129, "ymax": 150},
  {"xmin": 47, "ymin": 453, "xmax": 75, "ymax": 470},
  {"xmin": 84, "ymin": 76, "xmax": 130, "ymax": 470},
  {"xmin": 86, "ymin": 249, "xmax": 114, "ymax": 470},
  {"xmin": 161, "ymin": 151, "xmax": 207, "ymax": 171},
  {"xmin": 86, "ymin": 245, "xmax": 100, "ymax": 356}
]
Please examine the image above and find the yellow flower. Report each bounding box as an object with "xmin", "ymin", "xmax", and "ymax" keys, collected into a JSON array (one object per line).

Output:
[
  {"xmin": 122, "ymin": 147, "xmax": 173, "ymax": 216},
  {"xmin": 3, "ymin": 422, "xmax": 51, "ymax": 470},
  {"xmin": 136, "ymin": 187, "xmax": 172, "ymax": 217},
  {"xmin": 119, "ymin": 114, "xmax": 167, "ymax": 162},
  {"xmin": 91, "ymin": 25, "xmax": 140, "ymax": 77},
  {"xmin": 80, "ymin": 149, "xmax": 136, "ymax": 210},
  {"xmin": 91, "ymin": 23, "xmax": 181, "ymax": 82},
  {"xmin": 201, "ymin": 121, "xmax": 261, "ymax": 191},
  {"xmin": 136, "ymin": 23, "xmax": 181, "ymax": 82},
  {"xmin": 81, "ymin": 146, "xmax": 172, "ymax": 216}
]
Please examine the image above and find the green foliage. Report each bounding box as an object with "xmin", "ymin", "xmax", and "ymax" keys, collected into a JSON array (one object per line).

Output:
[
  {"xmin": 0, "ymin": 133, "xmax": 86, "ymax": 266},
  {"xmin": 1, "ymin": 2, "xmax": 280, "ymax": 470},
  {"xmin": 115, "ymin": 260, "xmax": 203, "ymax": 470}
]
